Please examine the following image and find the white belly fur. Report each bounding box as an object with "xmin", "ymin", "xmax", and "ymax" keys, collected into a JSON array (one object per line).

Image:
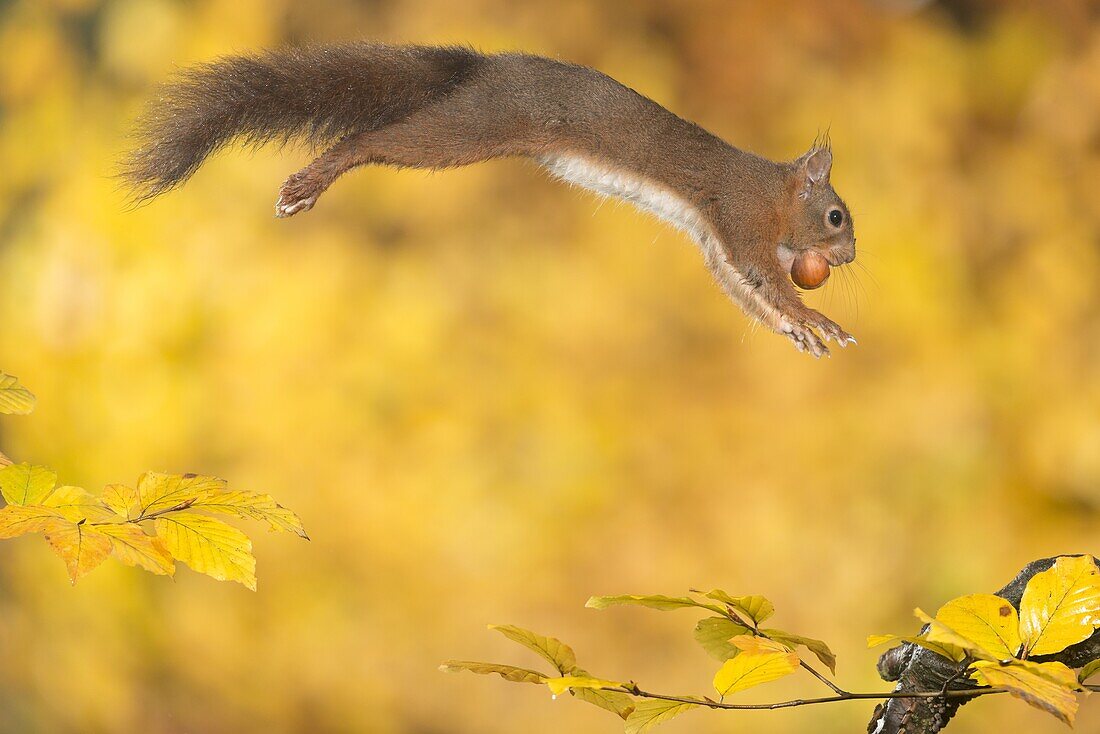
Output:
[
  {"xmin": 538, "ymin": 154, "xmax": 705, "ymax": 239},
  {"xmin": 537, "ymin": 153, "xmax": 787, "ymax": 329}
]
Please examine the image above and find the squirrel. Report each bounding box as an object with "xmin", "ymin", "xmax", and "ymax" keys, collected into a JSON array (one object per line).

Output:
[{"xmin": 123, "ymin": 43, "xmax": 858, "ymax": 357}]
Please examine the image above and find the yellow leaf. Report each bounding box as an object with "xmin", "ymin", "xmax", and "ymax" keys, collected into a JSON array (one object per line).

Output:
[
  {"xmin": 971, "ymin": 660, "xmax": 1080, "ymax": 725},
  {"xmin": 137, "ymin": 472, "xmax": 227, "ymax": 516},
  {"xmin": 624, "ymin": 699, "xmax": 699, "ymax": 734},
  {"xmin": 189, "ymin": 490, "xmax": 307, "ymax": 538},
  {"xmin": 1019, "ymin": 555, "xmax": 1100, "ymax": 656},
  {"xmin": 704, "ymin": 590, "xmax": 775, "ymax": 624},
  {"xmin": 0, "ymin": 464, "xmax": 56, "ymax": 506},
  {"xmin": 545, "ymin": 675, "xmax": 623, "ymax": 696},
  {"xmin": 102, "ymin": 484, "xmax": 142, "ymax": 520},
  {"xmin": 915, "ymin": 608, "xmax": 1000, "ymax": 661},
  {"xmin": 439, "ymin": 660, "xmax": 547, "ymax": 684},
  {"xmin": 935, "ymin": 594, "xmax": 1021, "ymax": 659},
  {"xmin": 729, "ymin": 635, "xmax": 797, "ymax": 656},
  {"xmin": 1078, "ymin": 659, "xmax": 1100, "ymax": 684},
  {"xmin": 43, "ymin": 520, "xmax": 112, "ymax": 584},
  {"xmin": 0, "ymin": 373, "xmax": 35, "ymax": 415},
  {"xmin": 95, "ymin": 523, "xmax": 174, "ymax": 575},
  {"xmin": 0, "ymin": 504, "xmax": 66, "ymax": 538},
  {"xmin": 713, "ymin": 649, "xmax": 799, "ymax": 696},
  {"xmin": 867, "ymin": 633, "xmax": 968, "ymax": 664},
  {"xmin": 154, "ymin": 512, "xmax": 256, "ymax": 590},
  {"xmin": 761, "ymin": 628, "xmax": 837, "ymax": 674},
  {"xmin": 488, "ymin": 625, "xmax": 577, "ymax": 674},
  {"xmin": 42, "ymin": 486, "xmax": 117, "ymax": 523},
  {"xmin": 586, "ymin": 595, "xmax": 725, "ymax": 615},
  {"xmin": 694, "ymin": 617, "xmax": 751, "ymax": 661}
]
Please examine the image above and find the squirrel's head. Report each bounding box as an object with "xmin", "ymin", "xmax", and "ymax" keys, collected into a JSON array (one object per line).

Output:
[{"xmin": 778, "ymin": 142, "xmax": 855, "ymax": 272}]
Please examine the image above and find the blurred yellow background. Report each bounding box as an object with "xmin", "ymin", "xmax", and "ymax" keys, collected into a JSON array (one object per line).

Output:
[{"xmin": 1, "ymin": 0, "xmax": 1099, "ymax": 732}]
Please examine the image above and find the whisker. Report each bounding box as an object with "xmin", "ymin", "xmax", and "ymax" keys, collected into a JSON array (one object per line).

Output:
[
  {"xmin": 848, "ymin": 267, "xmax": 865, "ymax": 322},
  {"xmin": 840, "ymin": 266, "xmax": 857, "ymax": 322},
  {"xmin": 853, "ymin": 260, "xmax": 881, "ymax": 290}
]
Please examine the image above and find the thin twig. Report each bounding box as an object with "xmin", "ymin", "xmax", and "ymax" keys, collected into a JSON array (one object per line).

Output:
[
  {"xmin": 799, "ymin": 660, "xmax": 847, "ymax": 696},
  {"xmin": 90, "ymin": 498, "xmax": 198, "ymax": 526},
  {"xmin": 938, "ymin": 657, "xmax": 972, "ymax": 696}
]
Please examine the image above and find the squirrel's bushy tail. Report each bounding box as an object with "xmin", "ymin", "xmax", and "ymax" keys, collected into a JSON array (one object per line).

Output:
[{"xmin": 121, "ymin": 43, "xmax": 484, "ymax": 201}]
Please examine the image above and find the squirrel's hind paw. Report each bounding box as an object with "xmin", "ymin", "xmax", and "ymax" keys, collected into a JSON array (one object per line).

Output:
[
  {"xmin": 275, "ymin": 173, "xmax": 323, "ymax": 218},
  {"xmin": 275, "ymin": 195, "xmax": 316, "ymax": 218}
]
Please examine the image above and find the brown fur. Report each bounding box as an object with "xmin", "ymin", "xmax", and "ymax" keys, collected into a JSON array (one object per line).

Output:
[{"xmin": 122, "ymin": 43, "xmax": 858, "ymax": 356}]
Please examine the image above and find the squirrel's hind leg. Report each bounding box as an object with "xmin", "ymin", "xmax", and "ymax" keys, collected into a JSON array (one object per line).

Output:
[
  {"xmin": 275, "ymin": 136, "xmax": 363, "ymax": 218},
  {"xmin": 275, "ymin": 108, "xmax": 533, "ymax": 218}
]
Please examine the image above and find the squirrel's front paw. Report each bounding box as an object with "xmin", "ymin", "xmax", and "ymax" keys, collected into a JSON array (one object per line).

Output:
[
  {"xmin": 780, "ymin": 310, "xmax": 856, "ymax": 358},
  {"xmin": 804, "ymin": 311, "xmax": 856, "ymax": 348},
  {"xmin": 275, "ymin": 173, "xmax": 322, "ymax": 218},
  {"xmin": 782, "ymin": 321, "xmax": 829, "ymax": 358}
]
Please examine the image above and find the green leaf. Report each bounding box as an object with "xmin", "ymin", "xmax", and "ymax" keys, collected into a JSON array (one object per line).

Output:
[
  {"xmin": 1019, "ymin": 555, "xmax": 1100, "ymax": 657},
  {"xmin": 971, "ymin": 660, "xmax": 1080, "ymax": 725},
  {"xmin": 136, "ymin": 472, "xmax": 227, "ymax": 516},
  {"xmin": 439, "ymin": 660, "xmax": 547, "ymax": 684},
  {"xmin": 571, "ymin": 685, "xmax": 636, "ymax": 719},
  {"xmin": 624, "ymin": 699, "xmax": 700, "ymax": 734},
  {"xmin": 694, "ymin": 617, "xmax": 751, "ymax": 661},
  {"xmin": 703, "ymin": 590, "xmax": 775, "ymax": 625},
  {"xmin": 1078, "ymin": 659, "xmax": 1100, "ymax": 684},
  {"xmin": 488, "ymin": 625, "xmax": 577, "ymax": 674},
  {"xmin": 713, "ymin": 649, "xmax": 799, "ymax": 696},
  {"xmin": 545, "ymin": 675, "xmax": 624, "ymax": 696},
  {"xmin": 0, "ymin": 464, "xmax": 57, "ymax": 506},
  {"xmin": 934, "ymin": 594, "xmax": 1021, "ymax": 659},
  {"xmin": 154, "ymin": 512, "xmax": 257, "ymax": 590},
  {"xmin": 43, "ymin": 520, "xmax": 113, "ymax": 584},
  {"xmin": 0, "ymin": 373, "xmax": 35, "ymax": 415},
  {"xmin": 761, "ymin": 629, "xmax": 837, "ymax": 674},
  {"xmin": 189, "ymin": 489, "xmax": 308, "ymax": 538},
  {"xmin": 585, "ymin": 595, "xmax": 725, "ymax": 615}
]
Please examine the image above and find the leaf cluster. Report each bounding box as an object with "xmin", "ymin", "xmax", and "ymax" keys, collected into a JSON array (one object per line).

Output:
[
  {"xmin": 443, "ymin": 559, "xmax": 1100, "ymax": 733},
  {"xmin": 442, "ymin": 588, "xmax": 835, "ymax": 733},
  {"xmin": 0, "ymin": 372, "xmax": 306, "ymax": 589},
  {"xmin": 870, "ymin": 554, "xmax": 1100, "ymax": 725}
]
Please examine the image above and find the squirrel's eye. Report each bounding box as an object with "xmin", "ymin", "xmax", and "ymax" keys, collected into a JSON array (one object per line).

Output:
[{"xmin": 828, "ymin": 209, "xmax": 844, "ymax": 227}]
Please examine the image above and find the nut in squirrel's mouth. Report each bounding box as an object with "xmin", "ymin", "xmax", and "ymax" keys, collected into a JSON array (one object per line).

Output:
[
  {"xmin": 790, "ymin": 250, "xmax": 832, "ymax": 290},
  {"xmin": 778, "ymin": 246, "xmax": 849, "ymax": 272}
]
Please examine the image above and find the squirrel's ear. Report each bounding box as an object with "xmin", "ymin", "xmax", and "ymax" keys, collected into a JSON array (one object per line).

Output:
[
  {"xmin": 805, "ymin": 148, "xmax": 832, "ymax": 183},
  {"xmin": 794, "ymin": 148, "xmax": 832, "ymax": 198}
]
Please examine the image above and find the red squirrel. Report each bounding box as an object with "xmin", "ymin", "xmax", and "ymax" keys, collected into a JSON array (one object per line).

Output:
[{"xmin": 123, "ymin": 44, "xmax": 858, "ymax": 357}]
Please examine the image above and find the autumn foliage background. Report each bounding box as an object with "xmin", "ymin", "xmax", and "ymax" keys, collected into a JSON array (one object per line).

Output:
[{"xmin": 1, "ymin": 0, "xmax": 1099, "ymax": 732}]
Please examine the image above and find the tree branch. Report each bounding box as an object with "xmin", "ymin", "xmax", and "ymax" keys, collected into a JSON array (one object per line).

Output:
[{"xmin": 610, "ymin": 684, "xmax": 1006, "ymax": 712}]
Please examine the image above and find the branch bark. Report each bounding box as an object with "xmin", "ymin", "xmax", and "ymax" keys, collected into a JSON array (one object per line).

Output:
[{"xmin": 867, "ymin": 555, "xmax": 1100, "ymax": 734}]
